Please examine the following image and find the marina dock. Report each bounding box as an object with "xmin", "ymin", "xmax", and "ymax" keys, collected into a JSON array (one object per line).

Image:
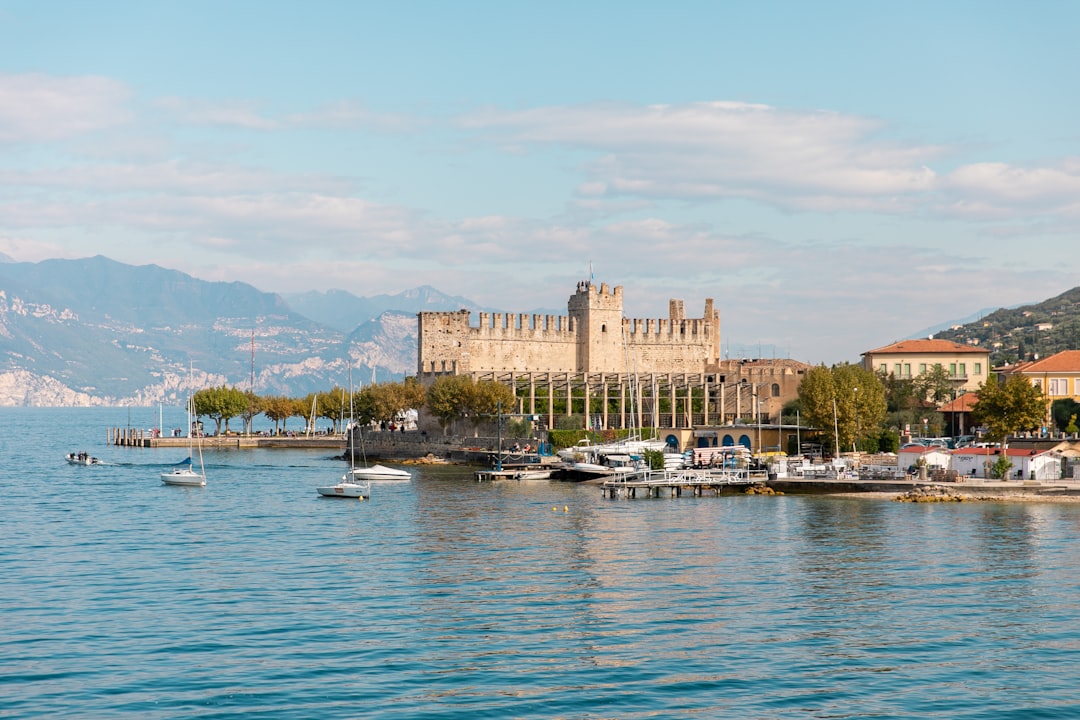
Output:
[{"xmin": 601, "ymin": 468, "xmax": 769, "ymax": 498}]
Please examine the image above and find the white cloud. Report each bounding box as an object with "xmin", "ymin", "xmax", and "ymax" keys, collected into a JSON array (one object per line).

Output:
[
  {"xmin": 0, "ymin": 160, "xmax": 355, "ymax": 196},
  {"xmin": 155, "ymin": 96, "xmax": 420, "ymax": 133},
  {"xmin": 461, "ymin": 101, "xmax": 943, "ymax": 211},
  {"xmin": 0, "ymin": 73, "xmax": 132, "ymax": 143},
  {"xmin": 154, "ymin": 96, "xmax": 280, "ymax": 130}
]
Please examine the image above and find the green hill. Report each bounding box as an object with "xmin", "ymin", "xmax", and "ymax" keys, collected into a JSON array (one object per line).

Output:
[{"xmin": 931, "ymin": 286, "xmax": 1080, "ymax": 366}]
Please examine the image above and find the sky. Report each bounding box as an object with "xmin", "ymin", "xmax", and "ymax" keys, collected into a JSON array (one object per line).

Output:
[{"xmin": 1, "ymin": 1, "xmax": 1078, "ymax": 365}]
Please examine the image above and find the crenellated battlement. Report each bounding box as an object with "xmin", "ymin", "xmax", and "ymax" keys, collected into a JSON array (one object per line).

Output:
[{"xmin": 417, "ymin": 280, "xmax": 721, "ymax": 376}]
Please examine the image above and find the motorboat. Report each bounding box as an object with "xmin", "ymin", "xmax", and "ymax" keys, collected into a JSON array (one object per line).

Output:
[
  {"xmin": 66, "ymin": 452, "xmax": 103, "ymax": 466},
  {"xmin": 347, "ymin": 464, "xmax": 411, "ymax": 482}
]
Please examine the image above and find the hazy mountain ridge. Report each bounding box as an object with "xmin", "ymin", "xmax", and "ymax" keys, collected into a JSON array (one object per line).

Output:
[{"xmin": 0, "ymin": 257, "xmax": 478, "ymax": 406}]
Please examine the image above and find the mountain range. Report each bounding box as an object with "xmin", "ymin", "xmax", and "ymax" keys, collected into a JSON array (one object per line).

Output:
[
  {"xmin": 0, "ymin": 256, "xmax": 486, "ymax": 406},
  {"xmin": 4, "ymin": 255, "xmax": 1079, "ymax": 406}
]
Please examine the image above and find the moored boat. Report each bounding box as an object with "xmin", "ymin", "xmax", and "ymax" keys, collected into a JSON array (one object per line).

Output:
[{"xmin": 66, "ymin": 452, "xmax": 103, "ymax": 466}]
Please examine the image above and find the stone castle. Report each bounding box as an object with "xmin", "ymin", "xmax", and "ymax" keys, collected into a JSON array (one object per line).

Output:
[
  {"xmin": 418, "ymin": 281, "xmax": 720, "ymax": 375},
  {"xmin": 416, "ymin": 280, "xmax": 808, "ymax": 445}
]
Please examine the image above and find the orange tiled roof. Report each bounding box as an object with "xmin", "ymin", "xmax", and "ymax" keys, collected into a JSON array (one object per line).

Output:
[
  {"xmin": 862, "ymin": 339, "xmax": 987, "ymax": 356},
  {"xmin": 937, "ymin": 392, "xmax": 980, "ymax": 412},
  {"xmin": 1010, "ymin": 350, "xmax": 1080, "ymax": 374}
]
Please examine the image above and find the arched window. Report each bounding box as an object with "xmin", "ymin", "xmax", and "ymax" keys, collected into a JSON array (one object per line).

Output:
[
  {"xmin": 722, "ymin": 434, "xmax": 735, "ymax": 447},
  {"xmin": 738, "ymin": 434, "xmax": 751, "ymax": 449},
  {"xmin": 771, "ymin": 383, "xmax": 781, "ymax": 397},
  {"xmin": 601, "ymin": 323, "xmax": 607, "ymax": 332}
]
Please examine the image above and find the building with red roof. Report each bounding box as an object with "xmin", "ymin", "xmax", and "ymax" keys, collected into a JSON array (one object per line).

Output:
[{"xmin": 861, "ymin": 338, "xmax": 990, "ymax": 393}]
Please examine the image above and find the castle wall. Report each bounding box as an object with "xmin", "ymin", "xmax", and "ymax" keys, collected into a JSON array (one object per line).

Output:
[{"xmin": 417, "ymin": 281, "xmax": 721, "ymax": 377}]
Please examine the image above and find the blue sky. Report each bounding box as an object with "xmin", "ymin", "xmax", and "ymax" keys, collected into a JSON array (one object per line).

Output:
[{"xmin": 1, "ymin": 1, "xmax": 1078, "ymax": 364}]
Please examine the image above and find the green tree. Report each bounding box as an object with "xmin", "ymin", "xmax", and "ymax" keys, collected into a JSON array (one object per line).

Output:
[
  {"xmin": 356, "ymin": 379, "xmax": 426, "ymax": 427},
  {"xmin": 971, "ymin": 374, "xmax": 1046, "ymax": 441},
  {"xmin": 262, "ymin": 395, "xmax": 294, "ymax": 434},
  {"xmin": 914, "ymin": 364, "xmax": 955, "ymax": 404},
  {"xmin": 192, "ymin": 385, "xmax": 248, "ymax": 435},
  {"xmin": 467, "ymin": 380, "xmax": 516, "ymax": 436},
  {"xmin": 426, "ymin": 375, "xmax": 475, "ymax": 434},
  {"xmin": 797, "ymin": 363, "xmax": 887, "ymax": 454},
  {"xmin": 1051, "ymin": 398, "xmax": 1080, "ymax": 433},
  {"xmin": 240, "ymin": 390, "xmax": 263, "ymax": 435},
  {"xmin": 318, "ymin": 387, "xmax": 348, "ymax": 433}
]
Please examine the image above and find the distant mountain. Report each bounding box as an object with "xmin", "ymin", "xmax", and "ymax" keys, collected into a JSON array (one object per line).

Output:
[
  {"xmin": 283, "ymin": 286, "xmax": 487, "ymax": 333},
  {"xmin": 0, "ymin": 256, "xmax": 453, "ymax": 405},
  {"xmin": 931, "ymin": 286, "xmax": 1080, "ymax": 365}
]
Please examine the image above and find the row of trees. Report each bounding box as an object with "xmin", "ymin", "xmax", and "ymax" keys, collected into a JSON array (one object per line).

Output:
[
  {"xmin": 188, "ymin": 375, "xmax": 518, "ymax": 436},
  {"xmin": 794, "ymin": 362, "xmax": 1049, "ymax": 454}
]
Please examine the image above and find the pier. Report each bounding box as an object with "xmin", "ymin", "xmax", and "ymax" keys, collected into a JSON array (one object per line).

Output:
[
  {"xmin": 108, "ymin": 427, "xmax": 345, "ymax": 450},
  {"xmin": 601, "ymin": 468, "xmax": 768, "ymax": 498}
]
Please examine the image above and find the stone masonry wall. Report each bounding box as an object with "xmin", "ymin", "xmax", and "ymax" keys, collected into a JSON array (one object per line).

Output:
[{"xmin": 417, "ymin": 281, "xmax": 720, "ymax": 377}]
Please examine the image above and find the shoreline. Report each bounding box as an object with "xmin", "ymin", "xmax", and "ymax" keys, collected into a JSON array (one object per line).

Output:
[{"xmin": 825, "ymin": 489, "xmax": 1080, "ymax": 503}]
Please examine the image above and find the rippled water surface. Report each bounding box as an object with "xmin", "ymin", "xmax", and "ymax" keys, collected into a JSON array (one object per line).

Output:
[{"xmin": 4, "ymin": 408, "xmax": 1080, "ymax": 718}]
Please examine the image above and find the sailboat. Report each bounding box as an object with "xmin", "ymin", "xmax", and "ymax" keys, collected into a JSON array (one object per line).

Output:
[
  {"xmin": 317, "ymin": 364, "xmax": 372, "ymax": 498},
  {"xmin": 161, "ymin": 387, "xmax": 206, "ymax": 487}
]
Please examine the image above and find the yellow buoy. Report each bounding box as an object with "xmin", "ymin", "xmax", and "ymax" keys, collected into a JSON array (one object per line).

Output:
[
  {"xmin": 552, "ymin": 506, "xmax": 557, "ymax": 512},
  {"xmin": 564, "ymin": 505, "xmax": 569, "ymax": 513}
]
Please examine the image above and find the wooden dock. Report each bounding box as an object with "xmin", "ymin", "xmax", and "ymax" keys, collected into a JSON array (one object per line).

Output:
[{"xmin": 601, "ymin": 468, "xmax": 768, "ymax": 498}]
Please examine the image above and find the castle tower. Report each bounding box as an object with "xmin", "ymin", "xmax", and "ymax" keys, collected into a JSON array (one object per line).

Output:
[{"xmin": 567, "ymin": 281, "xmax": 624, "ymax": 372}]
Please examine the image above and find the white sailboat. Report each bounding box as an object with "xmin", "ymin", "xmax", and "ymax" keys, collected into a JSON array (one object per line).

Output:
[
  {"xmin": 162, "ymin": 388, "xmax": 206, "ymax": 487},
  {"xmin": 317, "ymin": 364, "xmax": 372, "ymax": 499}
]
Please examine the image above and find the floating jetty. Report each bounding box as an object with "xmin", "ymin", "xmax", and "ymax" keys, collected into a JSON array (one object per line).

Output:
[{"xmin": 601, "ymin": 468, "xmax": 768, "ymax": 498}]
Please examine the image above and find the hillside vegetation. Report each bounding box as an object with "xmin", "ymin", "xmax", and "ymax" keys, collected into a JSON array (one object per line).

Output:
[{"xmin": 931, "ymin": 286, "xmax": 1080, "ymax": 366}]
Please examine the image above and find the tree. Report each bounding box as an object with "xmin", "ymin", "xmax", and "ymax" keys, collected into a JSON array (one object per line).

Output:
[
  {"xmin": 192, "ymin": 385, "xmax": 248, "ymax": 435},
  {"xmin": 240, "ymin": 390, "xmax": 263, "ymax": 435},
  {"xmin": 971, "ymin": 374, "xmax": 1046, "ymax": 441},
  {"xmin": 262, "ymin": 395, "xmax": 294, "ymax": 434},
  {"xmin": 356, "ymin": 379, "xmax": 426, "ymax": 427},
  {"xmin": 317, "ymin": 387, "xmax": 348, "ymax": 433},
  {"xmin": 914, "ymin": 365, "xmax": 954, "ymax": 405},
  {"xmin": 424, "ymin": 376, "xmax": 515, "ymax": 435},
  {"xmin": 1051, "ymin": 398, "xmax": 1080, "ymax": 433},
  {"xmin": 468, "ymin": 380, "xmax": 516, "ymax": 436},
  {"xmin": 797, "ymin": 363, "xmax": 887, "ymax": 454},
  {"xmin": 426, "ymin": 375, "xmax": 475, "ymax": 434}
]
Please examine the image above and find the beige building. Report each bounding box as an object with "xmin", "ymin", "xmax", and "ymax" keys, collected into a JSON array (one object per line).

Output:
[{"xmin": 861, "ymin": 339, "xmax": 990, "ymax": 393}]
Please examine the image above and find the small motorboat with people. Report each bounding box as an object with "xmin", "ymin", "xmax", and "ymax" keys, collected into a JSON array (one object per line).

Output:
[{"xmin": 66, "ymin": 451, "xmax": 103, "ymax": 466}]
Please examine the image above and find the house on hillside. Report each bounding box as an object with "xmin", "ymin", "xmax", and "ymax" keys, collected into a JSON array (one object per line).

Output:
[
  {"xmin": 862, "ymin": 339, "xmax": 989, "ymax": 393},
  {"xmin": 998, "ymin": 350, "xmax": 1080, "ymax": 428}
]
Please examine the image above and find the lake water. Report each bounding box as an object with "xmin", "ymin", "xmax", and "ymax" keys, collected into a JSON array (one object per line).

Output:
[{"xmin": 4, "ymin": 407, "xmax": 1080, "ymax": 718}]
